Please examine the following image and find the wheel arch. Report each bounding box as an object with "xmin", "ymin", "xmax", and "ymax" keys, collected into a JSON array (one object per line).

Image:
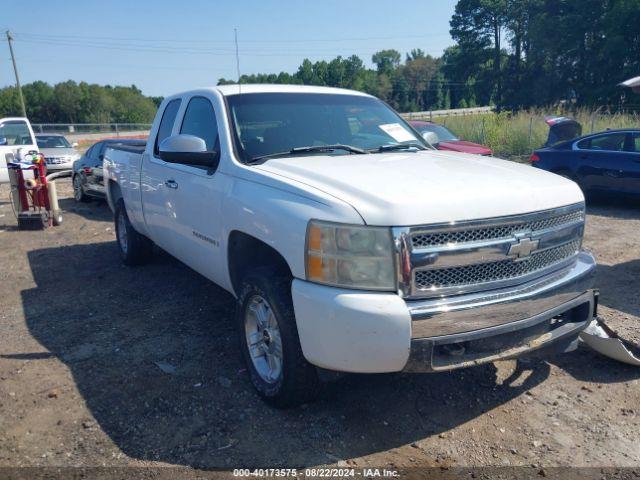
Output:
[
  {"xmin": 227, "ymin": 230, "xmax": 293, "ymax": 297},
  {"xmin": 107, "ymin": 179, "xmax": 123, "ymax": 212}
]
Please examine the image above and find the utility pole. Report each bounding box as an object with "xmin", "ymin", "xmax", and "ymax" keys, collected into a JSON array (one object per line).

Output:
[{"xmin": 6, "ymin": 30, "xmax": 27, "ymax": 118}]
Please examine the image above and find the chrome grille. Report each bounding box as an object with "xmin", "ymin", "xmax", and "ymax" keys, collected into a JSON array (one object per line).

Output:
[
  {"xmin": 414, "ymin": 240, "xmax": 581, "ymax": 290},
  {"xmin": 45, "ymin": 156, "xmax": 71, "ymax": 165},
  {"xmin": 411, "ymin": 209, "xmax": 584, "ymax": 248},
  {"xmin": 394, "ymin": 203, "xmax": 586, "ymax": 299}
]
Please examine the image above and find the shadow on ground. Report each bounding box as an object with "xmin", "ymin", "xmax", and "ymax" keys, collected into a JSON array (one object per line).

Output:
[
  {"xmin": 585, "ymin": 194, "xmax": 640, "ymax": 220},
  {"xmin": 58, "ymin": 197, "xmax": 112, "ymax": 222},
  {"xmin": 18, "ymin": 242, "xmax": 563, "ymax": 468},
  {"xmin": 595, "ymin": 260, "xmax": 640, "ymax": 318}
]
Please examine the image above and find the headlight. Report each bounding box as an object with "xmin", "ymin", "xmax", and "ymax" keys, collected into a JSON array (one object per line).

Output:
[{"xmin": 305, "ymin": 220, "xmax": 395, "ymax": 290}]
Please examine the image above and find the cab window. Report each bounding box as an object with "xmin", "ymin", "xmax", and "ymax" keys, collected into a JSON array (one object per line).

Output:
[
  {"xmin": 154, "ymin": 99, "xmax": 182, "ymax": 156},
  {"xmin": 180, "ymin": 96, "xmax": 220, "ymax": 151},
  {"xmin": 0, "ymin": 120, "xmax": 33, "ymax": 146}
]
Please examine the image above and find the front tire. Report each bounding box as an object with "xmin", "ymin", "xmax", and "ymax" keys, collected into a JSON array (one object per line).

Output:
[
  {"xmin": 237, "ymin": 268, "xmax": 319, "ymax": 408},
  {"xmin": 114, "ymin": 199, "xmax": 153, "ymax": 266}
]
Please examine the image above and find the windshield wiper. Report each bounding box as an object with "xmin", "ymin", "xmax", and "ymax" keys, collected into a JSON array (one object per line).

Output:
[
  {"xmin": 249, "ymin": 144, "xmax": 368, "ymax": 163},
  {"xmin": 373, "ymin": 143, "xmax": 427, "ymax": 153}
]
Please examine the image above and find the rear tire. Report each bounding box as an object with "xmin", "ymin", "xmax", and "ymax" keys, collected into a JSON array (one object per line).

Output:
[
  {"xmin": 236, "ymin": 268, "xmax": 320, "ymax": 408},
  {"xmin": 114, "ymin": 199, "xmax": 153, "ymax": 266},
  {"xmin": 73, "ymin": 175, "xmax": 91, "ymax": 203}
]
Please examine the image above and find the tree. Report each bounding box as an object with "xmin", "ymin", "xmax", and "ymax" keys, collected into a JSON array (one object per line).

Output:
[
  {"xmin": 372, "ymin": 49, "xmax": 401, "ymax": 75},
  {"xmin": 0, "ymin": 81, "xmax": 158, "ymax": 123},
  {"xmin": 296, "ymin": 59, "xmax": 315, "ymax": 84},
  {"xmin": 402, "ymin": 55, "xmax": 438, "ymax": 110},
  {"xmin": 450, "ymin": 0, "xmax": 507, "ymax": 108}
]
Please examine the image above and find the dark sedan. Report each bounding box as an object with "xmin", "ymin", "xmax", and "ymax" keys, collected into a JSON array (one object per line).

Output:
[
  {"xmin": 531, "ymin": 129, "xmax": 640, "ymax": 198},
  {"xmin": 72, "ymin": 138, "xmax": 145, "ymax": 202}
]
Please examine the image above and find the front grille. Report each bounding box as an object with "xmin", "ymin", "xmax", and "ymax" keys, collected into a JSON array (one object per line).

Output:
[
  {"xmin": 414, "ymin": 240, "xmax": 580, "ymax": 291},
  {"xmin": 411, "ymin": 209, "xmax": 584, "ymax": 248},
  {"xmin": 45, "ymin": 156, "xmax": 71, "ymax": 165}
]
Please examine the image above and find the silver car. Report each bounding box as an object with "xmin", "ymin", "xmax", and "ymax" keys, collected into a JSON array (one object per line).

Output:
[{"xmin": 35, "ymin": 134, "xmax": 81, "ymax": 171}]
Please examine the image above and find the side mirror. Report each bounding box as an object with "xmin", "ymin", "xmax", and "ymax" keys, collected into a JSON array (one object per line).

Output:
[
  {"xmin": 159, "ymin": 134, "xmax": 218, "ymax": 168},
  {"xmin": 422, "ymin": 131, "xmax": 439, "ymax": 146},
  {"xmin": 0, "ymin": 137, "xmax": 7, "ymax": 146},
  {"xmin": 72, "ymin": 142, "xmax": 79, "ymax": 148}
]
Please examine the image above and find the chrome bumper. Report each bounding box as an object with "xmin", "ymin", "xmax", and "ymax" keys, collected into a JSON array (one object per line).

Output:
[{"xmin": 404, "ymin": 250, "xmax": 596, "ymax": 372}]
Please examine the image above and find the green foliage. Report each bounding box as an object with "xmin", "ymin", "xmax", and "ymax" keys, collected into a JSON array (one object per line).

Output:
[
  {"xmin": 0, "ymin": 80, "xmax": 159, "ymax": 123},
  {"xmin": 214, "ymin": 0, "xmax": 640, "ymax": 113},
  {"xmin": 437, "ymin": 108, "xmax": 640, "ymax": 158},
  {"xmin": 450, "ymin": 0, "xmax": 640, "ymax": 109},
  {"xmin": 3, "ymin": 0, "xmax": 639, "ymax": 122}
]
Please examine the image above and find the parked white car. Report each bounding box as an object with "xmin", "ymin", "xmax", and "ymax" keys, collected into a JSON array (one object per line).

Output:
[
  {"xmin": 35, "ymin": 134, "xmax": 80, "ymax": 172},
  {"xmin": 104, "ymin": 85, "xmax": 597, "ymax": 407},
  {"xmin": 0, "ymin": 117, "xmax": 39, "ymax": 184}
]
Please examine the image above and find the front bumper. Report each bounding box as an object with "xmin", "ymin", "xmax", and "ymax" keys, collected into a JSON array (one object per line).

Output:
[
  {"xmin": 291, "ymin": 251, "xmax": 596, "ymax": 374},
  {"xmin": 45, "ymin": 162, "xmax": 74, "ymax": 172}
]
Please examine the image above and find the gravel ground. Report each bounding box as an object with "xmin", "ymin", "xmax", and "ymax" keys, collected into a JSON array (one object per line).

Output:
[{"xmin": 0, "ymin": 180, "xmax": 638, "ymax": 474}]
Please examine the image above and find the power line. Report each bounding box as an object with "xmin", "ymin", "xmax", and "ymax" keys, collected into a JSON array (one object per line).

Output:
[
  {"xmin": 15, "ymin": 35, "xmax": 447, "ymax": 57},
  {"xmin": 13, "ymin": 30, "xmax": 451, "ymax": 45},
  {"xmin": 14, "ymin": 37, "xmax": 449, "ymax": 58}
]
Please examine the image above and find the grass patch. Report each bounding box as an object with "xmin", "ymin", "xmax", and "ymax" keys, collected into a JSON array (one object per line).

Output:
[{"xmin": 435, "ymin": 108, "xmax": 640, "ymax": 159}]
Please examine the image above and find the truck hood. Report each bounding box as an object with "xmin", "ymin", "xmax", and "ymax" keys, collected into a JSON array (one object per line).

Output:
[{"xmin": 254, "ymin": 150, "xmax": 584, "ymax": 226}]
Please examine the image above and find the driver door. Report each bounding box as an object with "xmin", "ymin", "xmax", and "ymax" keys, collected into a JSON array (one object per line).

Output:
[{"xmin": 157, "ymin": 95, "xmax": 227, "ymax": 285}]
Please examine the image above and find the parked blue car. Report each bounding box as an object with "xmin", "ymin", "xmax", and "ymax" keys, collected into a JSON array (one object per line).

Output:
[{"xmin": 531, "ymin": 116, "xmax": 640, "ymax": 198}]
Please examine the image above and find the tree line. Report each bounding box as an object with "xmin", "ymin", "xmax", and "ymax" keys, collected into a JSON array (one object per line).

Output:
[
  {"xmin": 0, "ymin": 81, "xmax": 162, "ymax": 123},
  {"xmin": 220, "ymin": 0, "xmax": 640, "ymax": 112},
  {"xmin": 1, "ymin": 0, "xmax": 638, "ymax": 123}
]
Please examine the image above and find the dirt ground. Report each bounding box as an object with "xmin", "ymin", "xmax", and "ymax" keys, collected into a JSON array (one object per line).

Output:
[{"xmin": 0, "ymin": 179, "xmax": 639, "ymax": 475}]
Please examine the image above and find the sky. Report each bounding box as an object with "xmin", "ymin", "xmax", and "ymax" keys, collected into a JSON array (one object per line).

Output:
[{"xmin": 0, "ymin": 0, "xmax": 457, "ymax": 97}]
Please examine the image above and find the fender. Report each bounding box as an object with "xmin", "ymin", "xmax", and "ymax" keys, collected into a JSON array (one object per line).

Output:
[{"xmin": 219, "ymin": 170, "xmax": 363, "ymax": 292}]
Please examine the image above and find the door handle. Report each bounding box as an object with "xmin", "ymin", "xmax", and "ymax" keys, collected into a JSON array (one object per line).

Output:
[{"xmin": 164, "ymin": 179, "xmax": 178, "ymax": 189}]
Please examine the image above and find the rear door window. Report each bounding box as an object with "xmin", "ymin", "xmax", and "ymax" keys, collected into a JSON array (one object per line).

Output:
[
  {"xmin": 583, "ymin": 133, "xmax": 627, "ymax": 152},
  {"xmin": 154, "ymin": 99, "xmax": 182, "ymax": 156}
]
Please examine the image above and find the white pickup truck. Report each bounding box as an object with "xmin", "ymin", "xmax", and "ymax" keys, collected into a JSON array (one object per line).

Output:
[{"xmin": 104, "ymin": 84, "xmax": 597, "ymax": 407}]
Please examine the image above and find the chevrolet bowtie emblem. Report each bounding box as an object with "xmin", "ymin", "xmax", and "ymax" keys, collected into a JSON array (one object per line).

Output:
[{"xmin": 508, "ymin": 237, "xmax": 539, "ymax": 259}]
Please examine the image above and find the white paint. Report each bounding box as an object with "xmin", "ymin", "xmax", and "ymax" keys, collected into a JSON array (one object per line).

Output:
[
  {"xmin": 291, "ymin": 279, "xmax": 411, "ymax": 372},
  {"xmin": 255, "ymin": 150, "xmax": 584, "ymax": 226}
]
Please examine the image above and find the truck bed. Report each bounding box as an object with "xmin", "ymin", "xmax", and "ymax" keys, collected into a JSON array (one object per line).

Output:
[{"xmin": 106, "ymin": 140, "xmax": 146, "ymax": 154}]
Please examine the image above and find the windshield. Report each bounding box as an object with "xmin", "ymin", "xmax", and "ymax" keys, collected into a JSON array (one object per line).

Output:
[
  {"xmin": 415, "ymin": 124, "xmax": 459, "ymax": 142},
  {"xmin": 36, "ymin": 135, "xmax": 71, "ymax": 148},
  {"xmin": 0, "ymin": 121, "xmax": 33, "ymax": 146},
  {"xmin": 226, "ymin": 92, "xmax": 429, "ymax": 162}
]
